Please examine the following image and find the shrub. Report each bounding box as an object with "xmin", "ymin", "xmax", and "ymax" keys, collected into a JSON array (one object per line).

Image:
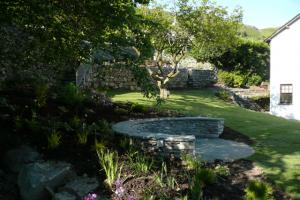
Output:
[
  {"xmin": 218, "ymin": 70, "xmax": 247, "ymax": 88},
  {"xmin": 245, "ymin": 180, "xmax": 274, "ymax": 200},
  {"xmin": 130, "ymin": 103, "xmax": 148, "ymax": 113},
  {"xmin": 191, "ymin": 168, "xmax": 216, "ymax": 200},
  {"xmin": 96, "ymin": 142, "xmax": 123, "ymax": 189},
  {"xmin": 215, "ymin": 90, "xmax": 231, "ymax": 102},
  {"xmin": 218, "ymin": 70, "xmax": 234, "ymax": 87},
  {"xmin": 247, "ymin": 74, "xmax": 263, "ymax": 86},
  {"xmin": 59, "ymin": 83, "xmax": 85, "ymax": 106}
]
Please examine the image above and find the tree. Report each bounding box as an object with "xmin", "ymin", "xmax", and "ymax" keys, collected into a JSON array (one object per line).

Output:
[
  {"xmin": 138, "ymin": 0, "xmax": 242, "ymax": 98},
  {"xmin": 178, "ymin": 0, "xmax": 242, "ymax": 62},
  {"xmin": 0, "ymin": 0, "xmax": 151, "ymax": 82},
  {"xmin": 138, "ymin": 6, "xmax": 191, "ymax": 98}
]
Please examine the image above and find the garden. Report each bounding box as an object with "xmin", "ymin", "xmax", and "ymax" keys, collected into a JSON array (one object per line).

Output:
[{"xmin": 0, "ymin": 0, "xmax": 298, "ymax": 200}]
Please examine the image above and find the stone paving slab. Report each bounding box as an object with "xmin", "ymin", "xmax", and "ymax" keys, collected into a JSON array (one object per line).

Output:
[{"xmin": 195, "ymin": 138, "xmax": 254, "ymax": 162}]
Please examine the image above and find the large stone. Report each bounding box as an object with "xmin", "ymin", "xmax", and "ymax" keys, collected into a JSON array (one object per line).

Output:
[
  {"xmin": 53, "ymin": 191, "xmax": 76, "ymax": 200},
  {"xmin": 61, "ymin": 176, "xmax": 99, "ymax": 198},
  {"xmin": 18, "ymin": 161, "xmax": 73, "ymax": 200},
  {"xmin": 4, "ymin": 145, "xmax": 41, "ymax": 173}
]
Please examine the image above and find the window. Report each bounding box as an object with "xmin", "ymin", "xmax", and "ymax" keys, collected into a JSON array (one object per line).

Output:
[{"xmin": 280, "ymin": 84, "xmax": 293, "ymax": 105}]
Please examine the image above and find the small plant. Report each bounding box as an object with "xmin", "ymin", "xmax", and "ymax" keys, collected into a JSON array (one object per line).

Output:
[
  {"xmin": 69, "ymin": 115, "xmax": 81, "ymax": 129},
  {"xmin": 181, "ymin": 154, "xmax": 202, "ymax": 170},
  {"xmin": 77, "ymin": 123, "xmax": 89, "ymax": 145},
  {"xmin": 130, "ymin": 103, "xmax": 148, "ymax": 113},
  {"xmin": 166, "ymin": 175, "xmax": 177, "ymax": 190},
  {"xmin": 129, "ymin": 151, "xmax": 153, "ymax": 175},
  {"xmin": 96, "ymin": 141, "xmax": 123, "ymax": 189},
  {"xmin": 191, "ymin": 168, "xmax": 217, "ymax": 200},
  {"xmin": 59, "ymin": 83, "xmax": 85, "ymax": 106},
  {"xmin": 47, "ymin": 130, "xmax": 62, "ymax": 149},
  {"xmin": 215, "ymin": 89, "xmax": 231, "ymax": 102},
  {"xmin": 84, "ymin": 193, "xmax": 98, "ymax": 200},
  {"xmin": 245, "ymin": 180, "xmax": 274, "ymax": 200},
  {"xmin": 119, "ymin": 137, "xmax": 132, "ymax": 150},
  {"xmin": 98, "ymin": 119, "xmax": 113, "ymax": 135},
  {"xmin": 214, "ymin": 164, "xmax": 230, "ymax": 177},
  {"xmin": 35, "ymin": 83, "xmax": 48, "ymax": 108}
]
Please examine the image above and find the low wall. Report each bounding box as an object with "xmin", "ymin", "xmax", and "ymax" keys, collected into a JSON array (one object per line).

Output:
[
  {"xmin": 112, "ymin": 117, "xmax": 224, "ymax": 157},
  {"xmin": 76, "ymin": 64, "xmax": 217, "ymax": 90}
]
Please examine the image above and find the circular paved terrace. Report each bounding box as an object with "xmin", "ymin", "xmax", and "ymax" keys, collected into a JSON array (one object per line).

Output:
[{"xmin": 113, "ymin": 117, "xmax": 254, "ymax": 162}]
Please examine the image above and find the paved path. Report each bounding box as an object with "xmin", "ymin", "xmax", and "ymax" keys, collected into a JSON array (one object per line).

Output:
[{"xmin": 195, "ymin": 138, "xmax": 254, "ymax": 162}]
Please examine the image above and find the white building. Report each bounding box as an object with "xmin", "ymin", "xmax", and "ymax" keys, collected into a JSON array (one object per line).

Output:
[{"xmin": 267, "ymin": 14, "xmax": 300, "ymax": 120}]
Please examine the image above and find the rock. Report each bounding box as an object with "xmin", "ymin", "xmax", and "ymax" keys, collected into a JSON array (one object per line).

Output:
[
  {"xmin": 18, "ymin": 161, "xmax": 73, "ymax": 200},
  {"xmin": 61, "ymin": 176, "xmax": 99, "ymax": 198},
  {"xmin": 4, "ymin": 145, "xmax": 41, "ymax": 173},
  {"xmin": 53, "ymin": 191, "xmax": 76, "ymax": 200}
]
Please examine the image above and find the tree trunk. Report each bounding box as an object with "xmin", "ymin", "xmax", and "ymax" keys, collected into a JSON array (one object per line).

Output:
[{"xmin": 158, "ymin": 80, "xmax": 170, "ymax": 99}]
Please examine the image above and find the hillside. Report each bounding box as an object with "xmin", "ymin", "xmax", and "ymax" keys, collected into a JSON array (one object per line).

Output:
[{"xmin": 239, "ymin": 25, "xmax": 277, "ymax": 41}]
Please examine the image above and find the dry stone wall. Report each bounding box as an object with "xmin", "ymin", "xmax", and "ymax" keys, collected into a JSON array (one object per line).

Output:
[{"xmin": 76, "ymin": 64, "xmax": 217, "ymax": 90}]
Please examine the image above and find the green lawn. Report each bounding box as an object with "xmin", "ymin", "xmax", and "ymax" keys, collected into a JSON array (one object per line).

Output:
[{"xmin": 109, "ymin": 89, "xmax": 300, "ymax": 198}]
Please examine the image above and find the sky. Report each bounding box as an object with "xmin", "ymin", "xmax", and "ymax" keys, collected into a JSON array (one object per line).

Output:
[{"xmin": 156, "ymin": 0, "xmax": 300, "ymax": 29}]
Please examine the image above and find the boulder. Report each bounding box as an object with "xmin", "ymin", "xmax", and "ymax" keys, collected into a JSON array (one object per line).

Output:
[
  {"xmin": 18, "ymin": 161, "xmax": 73, "ymax": 200},
  {"xmin": 53, "ymin": 191, "xmax": 76, "ymax": 200},
  {"xmin": 61, "ymin": 175, "xmax": 99, "ymax": 198},
  {"xmin": 3, "ymin": 145, "xmax": 41, "ymax": 173}
]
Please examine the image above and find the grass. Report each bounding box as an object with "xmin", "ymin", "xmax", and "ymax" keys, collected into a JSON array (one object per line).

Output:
[{"xmin": 108, "ymin": 89, "xmax": 300, "ymax": 198}]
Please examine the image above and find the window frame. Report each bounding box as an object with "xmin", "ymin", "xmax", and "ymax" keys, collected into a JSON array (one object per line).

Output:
[{"xmin": 279, "ymin": 84, "xmax": 293, "ymax": 105}]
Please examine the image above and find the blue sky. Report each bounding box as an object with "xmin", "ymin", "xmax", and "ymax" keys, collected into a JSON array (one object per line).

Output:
[{"xmin": 155, "ymin": 0, "xmax": 300, "ymax": 28}]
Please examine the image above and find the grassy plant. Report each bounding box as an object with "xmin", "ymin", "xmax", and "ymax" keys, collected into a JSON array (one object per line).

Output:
[
  {"xmin": 69, "ymin": 116, "xmax": 81, "ymax": 129},
  {"xmin": 76, "ymin": 123, "xmax": 89, "ymax": 145},
  {"xmin": 127, "ymin": 148, "xmax": 153, "ymax": 175},
  {"xmin": 96, "ymin": 142, "xmax": 123, "ymax": 189},
  {"xmin": 191, "ymin": 168, "xmax": 217, "ymax": 200},
  {"xmin": 59, "ymin": 83, "xmax": 85, "ymax": 106},
  {"xmin": 166, "ymin": 175, "xmax": 177, "ymax": 190},
  {"xmin": 47, "ymin": 130, "xmax": 62, "ymax": 149},
  {"xmin": 245, "ymin": 180, "xmax": 274, "ymax": 200},
  {"xmin": 98, "ymin": 119, "xmax": 113, "ymax": 135},
  {"xmin": 214, "ymin": 164, "xmax": 230, "ymax": 177},
  {"xmin": 181, "ymin": 154, "xmax": 202, "ymax": 170},
  {"xmin": 35, "ymin": 83, "xmax": 48, "ymax": 108}
]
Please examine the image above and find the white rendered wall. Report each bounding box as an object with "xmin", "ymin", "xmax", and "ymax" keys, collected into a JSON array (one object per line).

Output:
[{"xmin": 270, "ymin": 19, "xmax": 300, "ymax": 120}]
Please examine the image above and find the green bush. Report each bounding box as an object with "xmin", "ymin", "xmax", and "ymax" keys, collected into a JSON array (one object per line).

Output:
[
  {"xmin": 130, "ymin": 103, "xmax": 148, "ymax": 113},
  {"xmin": 215, "ymin": 90, "xmax": 231, "ymax": 102},
  {"xmin": 247, "ymin": 74, "xmax": 263, "ymax": 86},
  {"xmin": 245, "ymin": 180, "xmax": 274, "ymax": 200},
  {"xmin": 59, "ymin": 83, "xmax": 85, "ymax": 106},
  {"xmin": 218, "ymin": 70, "xmax": 247, "ymax": 88}
]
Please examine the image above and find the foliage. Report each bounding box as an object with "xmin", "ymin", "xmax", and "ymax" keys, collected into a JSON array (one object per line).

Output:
[
  {"xmin": 214, "ymin": 165, "xmax": 230, "ymax": 177},
  {"xmin": 212, "ymin": 39, "xmax": 270, "ymax": 85},
  {"xmin": 127, "ymin": 147, "xmax": 153, "ymax": 174},
  {"xmin": 191, "ymin": 168, "xmax": 216, "ymax": 200},
  {"xmin": 130, "ymin": 103, "xmax": 149, "ymax": 113},
  {"xmin": 59, "ymin": 83, "xmax": 86, "ymax": 106},
  {"xmin": 178, "ymin": 0, "xmax": 242, "ymax": 62},
  {"xmin": 215, "ymin": 89, "xmax": 232, "ymax": 102},
  {"xmin": 35, "ymin": 83, "xmax": 49, "ymax": 108},
  {"xmin": 218, "ymin": 70, "xmax": 247, "ymax": 88},
  {"xmin": 245, "ymin": 180, "xmax": 274, "ymax": 200},
  {"xmin": 0, "ymin": 0, "xmax": 151, "ymax": 82},
  {"xmin": 96, "ymin": 142, "xmax": 123, "ymax": 189},
  {"xmin": 47, "ymin": 130, "xmax": 62, "ymax": 149},
  {"xmin": 77, "ymin": 123, "xmax": 89, "ymax": 145},
  {"xmin": 181, "ymin": 154, "xmax": 202, "ymax": 170},
  {"xmin": 97, "ymin": 119, "xmax": 113, "ymax": 135},
  {"xmin": 239, "ymin": 25, "xmax": 276, "ymax": 41}
]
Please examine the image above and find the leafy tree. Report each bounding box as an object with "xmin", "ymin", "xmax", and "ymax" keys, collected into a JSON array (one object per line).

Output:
[
  {"xmin": 138, "ymin": 6, "xmax": 191, "ymax": 98},
  {"xmin": 211, "ymin": 39, "xmax": 270, "ymax": 85},
  {"xmin": 178, "ymin": 0, "xmax": 242, "ymax": 62},
  {"xmin": 0, "ymin": 0, "xmax": 151, "ymax": 82}
]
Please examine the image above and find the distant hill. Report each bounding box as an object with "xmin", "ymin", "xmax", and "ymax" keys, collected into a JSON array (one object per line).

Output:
[{"xmin": 239, "ymin": 25, "xmax": 277, "ymax": 41}]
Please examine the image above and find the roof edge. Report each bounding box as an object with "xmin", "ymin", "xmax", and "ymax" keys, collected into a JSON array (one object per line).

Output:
[{"xmin": 265, "ymin": 13, "xmax": 300, "ymax": 43}]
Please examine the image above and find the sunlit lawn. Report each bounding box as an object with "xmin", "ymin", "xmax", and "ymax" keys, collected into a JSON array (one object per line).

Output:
[{"xmin": 109, "ymin": 89, "xmax": 300, "ymax": 198}]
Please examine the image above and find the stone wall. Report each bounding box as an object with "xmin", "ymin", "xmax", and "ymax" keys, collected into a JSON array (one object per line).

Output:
[{"xmin": 76, "ymin": 64, "xmax": 217, "ymax": 90}]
